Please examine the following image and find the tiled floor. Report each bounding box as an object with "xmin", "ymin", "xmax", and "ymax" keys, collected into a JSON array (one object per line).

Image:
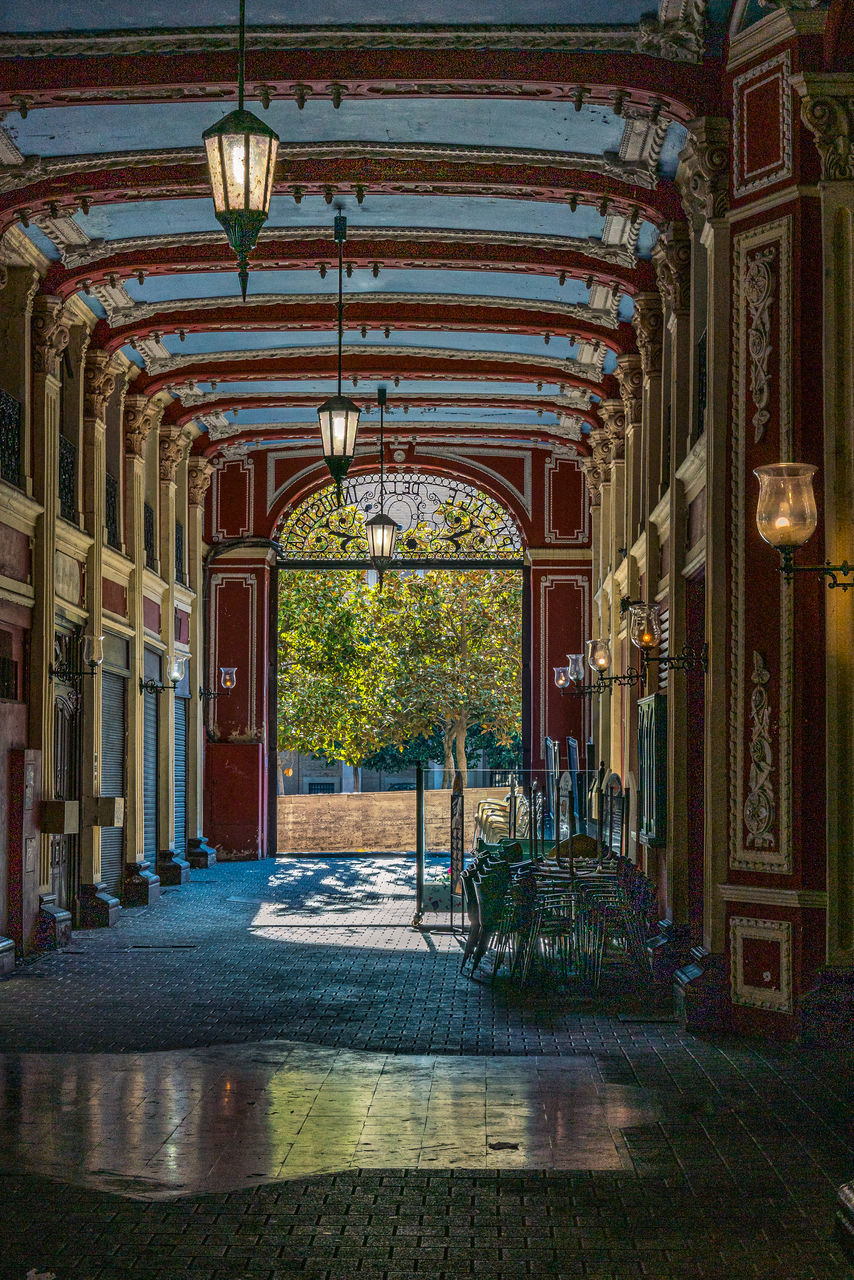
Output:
[{"xmin": 0, "ymin": 857, "xmax": 852, "ymax": 1280}]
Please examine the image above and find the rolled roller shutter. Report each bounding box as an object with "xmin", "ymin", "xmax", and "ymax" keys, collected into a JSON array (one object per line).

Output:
[{"xmin": 100, "ymin": 670, "xmax": 126, "ymax": 897}]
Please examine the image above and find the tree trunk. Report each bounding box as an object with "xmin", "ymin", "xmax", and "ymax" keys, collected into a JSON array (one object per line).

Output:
[
  {"xmin": 452, "ymin": 714, "xmax": 468, "ymax": 789},
  {"xmin": 352, "ymin": 765, "xmax": 361, "ymax": 793},
  {"xmin": 442, "ymin": 725, "xmax": 455, "ymax": 789}
]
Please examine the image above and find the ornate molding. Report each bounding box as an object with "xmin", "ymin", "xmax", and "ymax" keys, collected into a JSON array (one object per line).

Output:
[
  {"xmin": 615, "ymin": 354, "xmax": 643, "ymax": 430},
  {"xmin": 597, "ymin": 399, "xmax": 626, "ymax": 462},
  {"xmin": 677, "ymin": 116, "xmax": 730, "ymax": 222},
  {"xmin": 83, "ymin": 348, "xmax": 118, "ymax": 422},
  {"xmin": 187, "ymin": 457, "xmax": 215, "ymax": 507},
  {"xmin": 745, "ymin": 246, "xmax": 776, "ymax": 444},
  {"xmin": 159, "ymin": 425, "xmax": 189, "ymax": 483},
  {"xmin": 743, "ymin": 651, "xmax": 776, "ymax": 850},
  {"xmin": 631, "ymin": 291, "xmax": 664, "ymax": 377},
  {"xmin": 30, "ymin": 294, "xmax": 70, "ymax": 378},
  {"xmin": 578, "ymin": 455, "xmax": 606, "ymax": 508},
  {"xmin": 652, "ymin": 221, "xmax": 692, "ymax": 315},
  {"xmin": 800, "ymin": 93, "xmax": 854, "ymax": 182},
  {"xmin": 2, "ymin": 21, "xmax": 705, "ymax": 61},
  {"xmin": 123, "ymin": 392, "xmax": 164, "ymax": 460}
]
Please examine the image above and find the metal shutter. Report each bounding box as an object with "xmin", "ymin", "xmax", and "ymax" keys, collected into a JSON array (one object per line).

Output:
[
  {"xmin": 657, "ymin": 608, "xmax": 669, "ymax": 692},
  {"xmin": 143, "ymin": 688, "xmax": 159, "ymax": 862},
  {"xmin": 174, "ymin": 697, "xmax": 188, "ymax": 858},
  {"xmin": 100, "ymin": 671, "xmax": 126, "ymax": 897}
]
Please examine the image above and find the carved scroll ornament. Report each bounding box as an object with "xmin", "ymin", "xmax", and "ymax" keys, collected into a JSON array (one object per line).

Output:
[
  {"xmin": 188, "ymin": 457, "xmax": 214, "ymax": 507},
  {"xmin": 800, "ymin": 94, "xmax": 854, "ymax": 183},
  {"xmin": 745, "ymin": 246, "xmax": 776, "ymax": 444},
  {"xmin": 744, "ymin": 650, "xmax": 776, "ymax": 850}
]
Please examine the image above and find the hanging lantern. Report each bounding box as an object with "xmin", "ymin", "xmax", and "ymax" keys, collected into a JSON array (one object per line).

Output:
[
  {"xmin": 202, "ymin": 0, "xmax": 279, "ymax": 301},
  {"xmin": 318, "ymin": 212, "xmax": 361, "ymax": 498},
  {"xmin": 365, "ymin": 386, "xmax": 398, "ymax": 578}
]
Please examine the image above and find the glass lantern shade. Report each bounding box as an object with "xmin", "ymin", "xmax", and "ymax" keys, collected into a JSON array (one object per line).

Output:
[
  {"xmin": 554, "ymin": 666, "xmax": 570, "ymax": 689},
  {"xmin": 166, "ymin": 654, "xmax": 187, "ymax": 685},
  {"xmin": 318, "ymin": 393, "xmax": 361, "ymax": 484},
  {"xmin": 202, "ymin": 109, "xmax": 279, "ymax": 297},
  {"xmin": 220, "ymin": 667, "xmax": 237, "ymax": 691},
  {"xmin": 629, "ymin": 603, "xmax": 662, "ymax": 653},
  {"xmin": 754, "ymin": 462, "xmax": 818, "ymax": 548},
  {"xmin": 81, "ymin": 633, "xmax": 104, "ymax": 669},
  {"xmin": 586, "ymin": 639, "xmax": 612, "ymax": 675},
  {"xmin": 365, "ymin": 512, "xmax": 398, "ymax": 565},
  {"xmin": 567, "ymin": 654, "xmax": 585, "ymax": 683}
]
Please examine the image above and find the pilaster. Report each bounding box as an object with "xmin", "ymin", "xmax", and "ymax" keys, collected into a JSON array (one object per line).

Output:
[
  {"xmin": 0, "ymin": 266, "xmax": 39, "ymax": 496},
  {"xmin": 186, "ymin": 457, "xmax": 216, "ymax": 868}
]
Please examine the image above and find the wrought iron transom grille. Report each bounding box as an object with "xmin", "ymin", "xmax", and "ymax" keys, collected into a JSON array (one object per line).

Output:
[
  {"xmin": 274, "ymin": 472, "xmax": 523, "ymax": 563},
  {"xmin": 0, "ymin": 389, "xmax": 22, "ymax": 489}
]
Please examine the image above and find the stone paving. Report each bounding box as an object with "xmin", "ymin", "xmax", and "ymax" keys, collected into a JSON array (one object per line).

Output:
[{"xmin": 0, "ymin": 857, "xmax": 852, "ymax": 1280}]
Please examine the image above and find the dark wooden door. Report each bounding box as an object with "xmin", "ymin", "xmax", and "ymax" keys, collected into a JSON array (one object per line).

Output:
[
  {"xmin": 100, "ymin": 671, "xmax": 126, "ymax": 898},
  {"xmin": 685, "ymin": 572, "xmax": 706, "ymax": 947}
]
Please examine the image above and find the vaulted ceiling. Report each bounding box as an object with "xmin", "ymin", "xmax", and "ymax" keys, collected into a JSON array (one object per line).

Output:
[{"xmin": 0, "ymin": 0, "xmax": 740, "ymax": 462}]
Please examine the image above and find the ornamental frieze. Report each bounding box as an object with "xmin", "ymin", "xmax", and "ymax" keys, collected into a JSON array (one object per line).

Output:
[
  {"xmin": 800, "ymin": 94, "xmax": 854, "ymax": 182},
  {"xmin": 652, "ymin": 222, "xmax": 692, "ymax": 315},
  {"xmin": 745, "ymin": 246, "xmax": 776, "ymax": 444},
  {"xmin": 743, "ymin": 651, "xmax": 776, "ymax": 851}
]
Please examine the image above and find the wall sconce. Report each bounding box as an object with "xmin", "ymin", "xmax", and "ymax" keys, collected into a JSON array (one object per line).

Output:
[
  {"xmin": 628, "ymin": 602, "xmax": 708, "ymax": 674},
  {"xmin": 754, "ymin": 462, "xmax": 854, "ymax": 589},
  {"xmin": 49, "ymin": 633, "xmax": 103, "ymax": 685},
  {"xmin": 556, "ymin": 639, "xmax": 643, "ymax": 696},
  {"xmin": 200, "ymin": 666, "xmax": 238, "ymax": 700},
  {"xmin": 140, "ymin": 653, "xmax": 187, "ymax": 695}
]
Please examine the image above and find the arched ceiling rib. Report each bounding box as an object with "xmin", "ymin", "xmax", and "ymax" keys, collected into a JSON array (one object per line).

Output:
[{"xmin": 0, "ymin": 2, "xmax": 724, "ymax": 460}]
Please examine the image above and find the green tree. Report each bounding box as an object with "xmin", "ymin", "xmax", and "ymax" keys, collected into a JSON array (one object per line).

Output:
[{"xmin": 278, "ymin": 568, "xmax": 521, "ymax": 787}]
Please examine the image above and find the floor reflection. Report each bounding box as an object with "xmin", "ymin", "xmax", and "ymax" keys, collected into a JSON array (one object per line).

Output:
[{"xmin": 0, "ymin": 1042, "xmax": 662, "ymax": 1199}]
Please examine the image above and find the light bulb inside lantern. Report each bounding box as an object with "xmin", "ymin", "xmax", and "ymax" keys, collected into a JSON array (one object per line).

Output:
[
  {"xmin": 220, "ymin": 666, "xmax": 237, "ymax": 691},
  {"xmin": 754, "ymin": 462, "xmax": 818, "ymax": 549}
]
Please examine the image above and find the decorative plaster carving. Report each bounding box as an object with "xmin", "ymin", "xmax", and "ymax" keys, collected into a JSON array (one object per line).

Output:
[
  {"xmin": 745, "ymin": 246, "xmax": 776, "ymax": 444},
  {"xmin": 631, "ymin": 292, "xmax": 664, "ymax": 377},
  {"xmin": 123, "ymin": 393, "xmax": 164, "ymax": 460},
  {"xmin": 733, "ymin": 53, "xmax": 793, "ymax": 198},
  {"xmin": 652, "ymin": 222, "xmax": 691, "ymax": 314},
  {"xmin": 187, "ymin": 457, "xmax": 214, "ymax": 507},
  {"xmin": 159, "ymin": 426, "xmax": 189, "ymax": 483},
  {"xmin": 597, "ymin": 399, "xmax": 626, "ymax": 462},
  {"xmin": 30, "ymin": 294, "xmax": 70, "ymax": 378},
  {"xmin": 576, "ymin": 456, "xmax": 605, "ymax": 508},
  {"xmin": 615, "ymin": 355, "xmax": 643, "ymax": 430},
  {"xmin": 730, "ymin": 217, "xmax": 793, "ymax": 875},
  {"xmin": 743, "ymin": 651, "xmax": 776, "ymax": 850},
  {"xmin": 800, "ymin": 93, "xmax": 854, "ymax": 182},
  {"xmin": 83, "ymin": 349, "xmax": 118, "ymax": 422},
  {"xmin": 678, "ymin": 116, "xmax": 730, "ymax": 222},
  {"xmin": 730, "ymin": 916, "xmax": 793, "ymax": 1015}
]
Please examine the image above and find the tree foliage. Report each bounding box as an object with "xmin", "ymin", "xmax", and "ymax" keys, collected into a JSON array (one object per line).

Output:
[{"xmin": 278, "ymin": 569, "xmax": 521, "ymax": 786}]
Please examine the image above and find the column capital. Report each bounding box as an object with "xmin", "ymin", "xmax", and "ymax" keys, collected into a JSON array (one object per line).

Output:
[
  {"xmin": 652, "ymin": 221, "xmax": 692, "ymax": 315},
  {"xmin": 187, "ymin": 456, "xmax": 215, "ymax": 507},
  {"xmin": 123, "ymin": 392, "xmax": 164, "ymax": 460},
  {"xmin": 31, "ymin": 293, "xmax": 70, "ymax": 378},
  {"xmin": 677, "ymin": 117, "xmax": 730, "ymax": 222},
  {"xmin": 597, "ymin": 398, "xmax": 626, "ymax": 461},
  {"xmin": 159, "ymin": 423, "xmax": 190, "ymax": 483},
  {"xmin": 578, "ymin": 455, "xmax": 605, "ymax": 508},
  {"xmin": 614, "ymin": 353, "xmax": 644, "ymax": 432},
  {"xmin": 797, "ymin": 78, "xmax": 854, "ymax": 181},
  {"xmin": 83, "ymin": 347, "xmax": 117, "ymax": 422},
  {"xmin": 631, "ymin": 291, "xmax": 664, "ymax": 378}
]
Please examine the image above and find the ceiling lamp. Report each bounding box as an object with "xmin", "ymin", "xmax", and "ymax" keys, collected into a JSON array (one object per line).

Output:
[
  {"xmin": 317, "ymin": 213, "xmax": 361, "ymax": 500},
  {"xmin": 365, "ymin": 386, "xmax": 398, "ymax": 583},
  {"xmin": 202, "ymin": 0, "xmax": 279, "ymax": 301}
]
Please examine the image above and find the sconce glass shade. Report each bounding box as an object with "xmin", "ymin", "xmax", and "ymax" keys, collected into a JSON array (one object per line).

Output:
[
  {"xmin": 318, "ymin": 394, "xmax": 361, "ymax": 484},
  {"xmin": 587, "ymin": 639, "xmax": 612, "ymax": 674},
  {"xmin": 629, "ymin": 603, "xmax": 662, "ymax": 653},
  {"xmin": 554, "ymin": 666, "xmax": 570, "ymax": 689},
  {"xmin": 754, "ymin": 462, "xmax": 818, "ymax": 549},
  {"xmin": 365, "ymin": 511, "xmax": 398, "ymax": 565},
  {"xmin": 220, "ymin": 667, "xmax": 237, "ymax": 691},
  {"xmin": 202, "ymin": 109, "xmax": 279, "ymax": 298},
  {"xmin": 81, "ymin": 634, "xmax": 104, "ymax": 669},
  {"xmin": 567, "ymin": 653, "xmax": 586, "ymax": 683},
  {"xmin": 166, "ymin": 653, "xmax": 187, "ymax": 685}
]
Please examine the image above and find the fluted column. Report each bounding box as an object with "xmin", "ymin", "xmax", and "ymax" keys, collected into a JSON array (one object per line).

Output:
[
  {"xmin": 78, "ymin": 346, "xmax": 120, "ymax": 924},
  {"xmin": 30, "ymin": 296, "xmax": 71, "ymax": 895},
  {"xmin": 631, "ymin": 292, "xmax": 665, "ymax": 542},
  {"xmin": 186, "ymin": 457, "xmax": 216, "ymax": 867},
  {"xmin": 156, "ymin": 424, "xmax": 191, "ymax": 885},
  {"xmin": 122, "ymin": 393, "xmax": 163, "ymax": 902}
]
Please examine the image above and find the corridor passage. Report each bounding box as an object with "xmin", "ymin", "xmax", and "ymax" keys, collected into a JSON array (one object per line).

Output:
[{"xmin": 0, "ymin": 859, "xmax": 852, "ymax": 1279}]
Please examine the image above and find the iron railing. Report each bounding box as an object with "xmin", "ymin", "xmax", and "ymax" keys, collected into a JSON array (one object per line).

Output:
[
  {"xmin": 58, "ymin": 434, "xmax": 77, "ymax": 522},
  {"xmin": 0, "ymin": 389, "xmax": 22, "ymax": 489},
  {"xmin": 175, "ymin": 520, "xmax": 185, "ymax": 584},
  {"xmin": 143, "ymin": 501, "xmax": 157, "ymax": 570},
  {"xmin": 105, "ymin": 472, "xmax": 121, "ymax": 550}
]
